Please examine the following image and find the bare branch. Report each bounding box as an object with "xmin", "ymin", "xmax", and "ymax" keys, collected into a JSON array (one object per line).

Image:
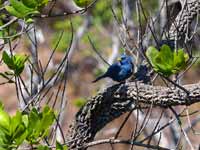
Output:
[{"xmin": 83, "ymin": 138, "xmax": 171, "ymax": 150}]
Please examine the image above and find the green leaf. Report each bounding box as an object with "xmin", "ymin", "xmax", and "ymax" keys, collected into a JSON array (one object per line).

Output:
[
  {"xmin": 9, "ymin": 0, "xmax": 35, "ymax": 17},
  {"xmin": 159, "ymin": 45, "xmax": 174, "ymax": 67},
  {"xmin": 0, "ymin": 131, "xmax": 10, "ymax": 149},
  {"xmin": 22, "ymin": 115, "xmax": 28, "ymax": 127},
  {"xmin": 146, "ymin": 45, "xmax": 189, "ymax": 77},
  {"xmin": 0, "ymin": 138, "xmax": 8, "ymax": 148},
  {"xmin": 12, "ymin": 124, "xmax": 26, "ymax": 140},
  {"xmin": 0, "ymin": 102, "xmax": 3, "ymax": 110},
  {"xmin": 28, "ymin": 108, "xmax": 40, "ymax": 130},
  {"xmin": 146, "ymin": 46, "xmax": 159, "ymax": 68},
  {"xmin": 37, "ymin": 145, "xmax": 50, "ymax": 150},
  {"xmin": 173, "ymin": 49, "xmax": 189, "ymax": 73},
  {"xmin": 74, "ymin": 0, "xmax": 92, "ymax": 7},
  {"xmin": 14, "ymin": 129, "xmax": 27, "ymax": 145},
  {"xmin": 2, "ymin": 51, "xmax": 14, "ymax": 70},
  {"xmin": 56, "ymin": 141, "xmax": 68, "ymax": 150},
  {"xmin": 7, "ymin": 111, "xmax": 27, "ymax": 145},
  {"xmin": 38, "ymin": 0, "xmax": 49, "ymax": 7},
  {"xmin": 2, "ymin": 51, "xmax": 28, "ymax": 76},
  {"xmin": 6, "ymin": 0, "xmax": 40, "ymax": 19},
  {"xmin": 37, "ymin": 106, "xmax": 55, "ymax": 137},
  {"xmin": 25, "ymin": 18, "xmax": 34, "ymax": 24},
  {"xmin": 73, "ymin": 98, "xmax": 87, "ymax": 108},
  {"xmin": 10, "ymin": 111, "xmax": 22, "ymax": 133},
  {"xmin": 5, "ymin": 6, "xmax": 24, "ymax": 18},
  {"xmin": 26, "ymin": 107, "xmax": 55, "ymax": 142},
  {"xmin": 10, "ymin": 111, "xmax": 27, "ymax": 142},
  {"xmin": 0, "ymin": 146, "xmax": 8, "ymax": 150},
  {"xmin": 22, "ymin": 0, "xmax": 38, "ymax": 8},
  {"xmin": 56, "ymin": 141, "xmax": 63, "ymax": 150},
  {"xmin": 26, "ymin": 108, "xmax": 40, "ymax": 142},
  {"xmin": 13, "ymin": 54, "xmax": 28, "ymax": 75},
  {"xmin": 154, "ymin": 45, "xmax": 174, "ymax": 76},
  {"xmin": 0, "ymin": 108, "xmax": 10, "ymax": 132}
]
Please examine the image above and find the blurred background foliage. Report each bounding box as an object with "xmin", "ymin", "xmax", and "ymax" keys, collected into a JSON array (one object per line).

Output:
[
  {"xmin": 0, "ymin": 0, "xmax": 200, "ymax": 109},
  {"xmin": 0, "ymin": 0, "xmax": 199, "ymax": 105},
  {"xmin": 0, "ymin": 0, "xmax": 200, "ymax": 149}
]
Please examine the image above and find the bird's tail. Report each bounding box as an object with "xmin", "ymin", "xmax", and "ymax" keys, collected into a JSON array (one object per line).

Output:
[{"xmin": 92, "ymin": 74, "xmax": 106, "ymax": 83}]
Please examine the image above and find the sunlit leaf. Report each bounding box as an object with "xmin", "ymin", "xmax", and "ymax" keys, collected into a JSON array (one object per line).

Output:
[
  {"xmin": 74, "ymin": 98, "xmax": 87, "ymax": 108},
  {"xmin": 146, "ymin": 46, "xmax": 159, "ymax": 69},
  {"xmin": 56, "ymin": 141, "xmax": 68, "ymax": 150},
  {"xmin": 0, "ymin": 108, "xmax": 10, "ymax": 134},
  {"xmin": 10, "ymin": 0, "xmax": 35, "ymax": 16},
  {"xmin": 146, "ymin": 45, "xmax": 189, "ymax": 76},
  {"xmin": 74, "ymin": 0, "xmax": 93, "ymax": 7},
  {"xmin": 5, "ymin": 6, "xmax": 24, "ymax": 18},
  {"xmin": 2, "ymin": 51, "xmax": 28, "ymax": 76},
  {"xmin": 22, "ymin": 0, "xmax": 38, "ymax": 8},
  {"xmin": 37, "ymin": 145, "xmax": 50, "ymax": 150}
]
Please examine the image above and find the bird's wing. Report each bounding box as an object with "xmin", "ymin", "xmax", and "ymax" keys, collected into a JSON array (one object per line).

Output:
[
  {"xmin": 118, "ymin": 64, "xmax": 133, "ymax": 79},
  {"xmin": 106, "ymin": 63, "xmax": 121, "ymax": 76},
  {"xmin": 92, "ymin": 63, "xmax": 121, "ymax": 82}
]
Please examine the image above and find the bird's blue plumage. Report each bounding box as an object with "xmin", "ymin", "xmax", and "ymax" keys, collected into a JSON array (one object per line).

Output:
[{"xmin": 93, "ymin": 55, "xmax": 134, "ymax": 82}]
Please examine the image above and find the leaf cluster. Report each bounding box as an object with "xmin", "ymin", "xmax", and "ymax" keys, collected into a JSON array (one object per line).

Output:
[
  {"xmin": 2, "ymin": 51, "xmax": 28, "ymax": 76},
  {"xmin": 146, "ymin": 44, "xmax": 189, "ymax": 77},
  {"xmin": 5, "ymin": 0, "xmax": 49, "ymax": 22},
  {"xmin": 0, "ymin": 105, "xmax": 55, "ymax": 150}
]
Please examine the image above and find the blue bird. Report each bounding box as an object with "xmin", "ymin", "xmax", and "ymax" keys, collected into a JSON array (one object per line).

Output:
[
  {"xmin": 92, "ymin": 55, "xmax": 134, "ymax": 83},
  {"xmin": 134, "ymin": 64, "xmax": 150, "ymax": 83}
]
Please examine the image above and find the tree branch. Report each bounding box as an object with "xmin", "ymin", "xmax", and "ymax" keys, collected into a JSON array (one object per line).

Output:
[
  {"xmin": 169, "ymin": 0, "xmax": 200, "ymax": 42},
  {"xmin": 83, "ymin": 138, "xmax": 171, "ymax": 150},
  {"xmin": 66, "ymin": 0, "xmax": 200, "ymax": 149},
  {"xmin": 67, "ymin": 82, "xmax": 200, "ymax": 149}
]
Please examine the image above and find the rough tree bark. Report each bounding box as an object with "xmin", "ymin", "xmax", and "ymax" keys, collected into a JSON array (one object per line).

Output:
[
  {"xmin": 169, "ymin": 0, "xmax": 200, "ymax": 41},
  {"xmin": 67, "ymin": 82, "xmax": 200, "ymax": 149},
  {"xmin": 67, "ymin": 0, "xmax": 200, "ymax": 149}
]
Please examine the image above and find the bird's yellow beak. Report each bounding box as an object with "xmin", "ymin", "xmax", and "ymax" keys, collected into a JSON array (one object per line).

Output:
[{"xmin": 117, "ymin": 57, "xmax": 121, "ymax": 61}]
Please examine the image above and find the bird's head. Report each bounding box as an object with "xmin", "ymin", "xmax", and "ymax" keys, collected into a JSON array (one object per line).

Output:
[{"xmin": 118, "ymin": 54, "xmax": 133, "ymax": 65}]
